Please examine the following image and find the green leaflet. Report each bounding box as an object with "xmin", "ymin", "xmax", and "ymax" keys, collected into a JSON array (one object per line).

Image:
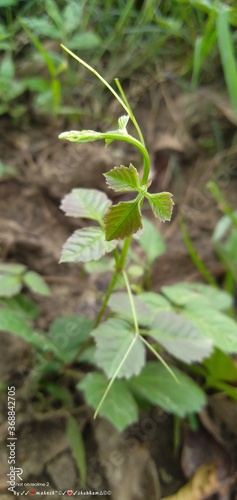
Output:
[
  {"xmin": 145, "ymin": 192, "xmax": 174, "ymax": 222},
  {"xmin": 109, "ymin": 292, "xmax": 158, "ymax": 326},
  {"xmin": 161, "ymin": 282, "xmax": 233, "ymax": 310},
  {"xmin": 149, "ymin": 311, "xmax": 213, "ymax": 364},
  {"xmin": 60, "ymin": 188, "xmax": 111, "ymax": 224},
  {"xmin": 60, "ymin": 227, "xmax": 117, "ymax": 263},
  {"xmin": 92, "ymin": 318, "xmax": 145, "ymax": 379},
  {"xmin": 78, "ymin": 372, "xmax": 138, "ymax": 431},
  {"xmin": 49, "ymin": 314, "xmax": 93, "ymax": 363},
  {"xmin": 138, "ymin": 217, "xmax": 166, "ymax": 264},
  {"xmin": 104, "ymin": 164, "xmax": 140, "ymax": 192},
  {"xmin": 104, "ymin": 199, "xmax": 143, "ymax": 241},
  {"xmin": 0, "ymin": 274, "xmax": 22, "ymax": 298},
  {"xmin": 23, "ymin": 271, "xmax": 51, "ymax": 296},
  {"xmin": 129, "ymin": 362, "xmax": 206, "ymax": 417},
  {"xmin": 183, "ymin": 306, "xmax": 237, "ymax": 354},
  {"xmin": 0, "ymin": 309, "xmax": 58, "ymax": 354},
  {"xmin": 0, "ymin": 263, "xmax": 26, "ymax": 274}
]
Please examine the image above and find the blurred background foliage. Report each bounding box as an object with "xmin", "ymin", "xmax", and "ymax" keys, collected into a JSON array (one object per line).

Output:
[{"xmin": 0, "ymin": 0, "xmax": 236, "ymax": 119}]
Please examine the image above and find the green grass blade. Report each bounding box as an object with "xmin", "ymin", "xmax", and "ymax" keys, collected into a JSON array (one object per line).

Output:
[
  {"xmin": 216, "ymin": 8, "xmax": 237, "ymax": 117},
  {"xmin": 191, "ymin": 35, "xmax": 203, "ymax": 88},
  {"xmin": 66, "ymin": 416, "xmax": 86, "ymax": 487}
]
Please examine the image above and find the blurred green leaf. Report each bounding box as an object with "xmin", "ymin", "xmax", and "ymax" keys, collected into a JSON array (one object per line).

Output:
[
  {"xmin": 60, "ymin": 188, "xmax": 111, "ymax": 224},
  {"xmin": 0, "ymin": 294, "xmax": 39, "ymax": 320},
  {"xmin": 78, "ymin": 372, "xmax": 138, "ymax": 431},
  {"xmin": 0, "ymin": 309, "xmax": 57, "ymax": 353},
  {"xmin": 204, "ymin": 348, "xmax": 237, "ymax": 382},
  {"xmin": 184, "ymin": 306, "xmax": 237, "ymax": 354},
  {"xmin": 138, "ymin": 217, "xmax": 166, "ymax": 264},
  {"xmin": 129, "ymin": 362, "xmax": 206, "ymax": 417},
  {"xmin": 161, "ymin": 282, "xmax": 233, "ymax": 310},
  {"xmin": 0, "ymin": 274, "xmax": 22, "ymax": 297},
  {"xmin": 45, "ymin": 0, "xmax": 64, "ymax": 32},
  {"xmin": 109, "ymin": 291, "xmax": 171, "ymax": 326},
  {"xmin": 69, "ymin": 32, "xmax": 101, "ymax": 50},
  {"xmin": 63, "ymin": 1, "xmax": 82, "ymax": 34},
  {"xmin": 149, "ymin": 311, "xmax": 213, "ymax": 363},
  {"xmin": 92, "ymin": 318, "xmax": 145, "ymax": 379},
  {"xmin": 49, "ymin": 314, "xmax": 93, "ymax": 363},
  {"xmin": 60, "ymin": 227, "xmax": 117, "ymax": 263},
  {"xmin": 0, "ymin": 263, "xmax": 26, "ymax": 274},
  {"xmin": 23, "ymin": 271, "xmax": 51, "ymax": 296},
  {"xmin": 0, "ymin": 53, "xmax": 14, "ymax": 80},
  {"xmin": 0, "ymin": 162, "xmax": 16, "ymax": 177}
]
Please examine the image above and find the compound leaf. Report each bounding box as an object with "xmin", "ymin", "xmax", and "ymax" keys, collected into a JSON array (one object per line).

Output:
[
  {"xmin": 60, "ymin": 227, "xmax": 117, "ymax": 263},
  {"xmin": 104, "ymin": 199, "xmax": 143, "ymax": 241},
  {"xmin": 78, "ymin": 372, "xmax": 138, "ymax": 431},
  {"xmin": 162, "ymin": 282, "xmax": 233, "ymax": 310},
  {"xmin": 92, "ymin": 318, "xmax": 145, "ymax": 379},
  {"xmin": 104, "ymin": 164, "xmax": 140, "ymax": 192},
  {"xmin": 49, "ymin": 314, "xmax": 93, "ymax": 363},
  {"xmin": 60, "ymin": 188, "xmax": 111, "ymax": 224},
  {"xmin": 129, "ymin": 362, "xmax": 206, "ymax": 417},
  {"xmin": 146, "ymin": 192, "xmax": 174, "ymax": 222}
]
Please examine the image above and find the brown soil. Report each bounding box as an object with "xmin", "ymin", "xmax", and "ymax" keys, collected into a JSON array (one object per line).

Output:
[{"xmin": 1, "ymin": 82, "xmax": 237, "ymax": 499}]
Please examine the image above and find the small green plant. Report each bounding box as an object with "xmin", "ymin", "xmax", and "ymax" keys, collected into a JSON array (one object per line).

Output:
[
  {"xmin": 0, "ymin": 262, "xmax": 51, "ymax": 297},
  {"xmin": 1, "ymin": 48, "xmax": 237, "ymax": 436},
  {"xmin": 54, "ymin": 48, "xmax": 237, "ymax": 428}
]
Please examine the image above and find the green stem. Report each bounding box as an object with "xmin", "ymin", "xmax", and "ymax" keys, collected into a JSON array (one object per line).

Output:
[
  {"xmin": 139, "ymin": 336, "xmax": 178, "ymax": 383},
  {"xmin": 94, "ymin": 268, "xmax": 139, "ymax": 419},
  {"xmin": 123, "ymin": 270, "xmax": 139, "ymax": 334},
  {"xmin": 94, "ymin": 237, "xmax": 131, "ymax": 327},
  {"xmin": 123, "ymin": 273, "xmax": 178, "ymax": 383},
  {"xmin": 93, "ymin": 334, "xmax": 137, "ymax": 419},
  {"xmin": 115, "ymin": 78, "xmax": 145, "ymax": 146},
  {"xmin": 60, "ymin": 45, "xmax": 151, "ymax": 185},
  {"xmin": 60, "ymin": 44, "xmax": 129, "ymax": 115}
]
